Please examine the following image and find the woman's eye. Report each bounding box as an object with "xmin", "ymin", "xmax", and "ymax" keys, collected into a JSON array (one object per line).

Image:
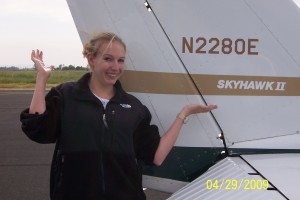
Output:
[
  {"xmin": 104, "ymin": 57, "xmax": 112, "ymax": 61},
  {"xmin": 119, "ymin": 59, "xmax": 125, "ymax": 63}
]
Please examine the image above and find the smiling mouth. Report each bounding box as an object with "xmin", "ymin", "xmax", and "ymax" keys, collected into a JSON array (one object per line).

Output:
[{"xmin": 106, "ymin": 73, "xmax": 119, "ymax": 78}]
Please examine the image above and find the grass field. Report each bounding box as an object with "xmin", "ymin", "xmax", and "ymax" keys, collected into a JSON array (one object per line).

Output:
[{"xmin": 0, "ymin": 70, "xmax": 88, "ymax": 89}]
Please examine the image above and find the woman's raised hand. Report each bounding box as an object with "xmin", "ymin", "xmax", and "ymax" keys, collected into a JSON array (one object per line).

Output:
[
  {"xmin": 181, "ymin": 104, "xmax": 218, "ymax": 116},
  {"xmin": 31, "ymin": 49, "xmax": 54, "ymax": 79}
]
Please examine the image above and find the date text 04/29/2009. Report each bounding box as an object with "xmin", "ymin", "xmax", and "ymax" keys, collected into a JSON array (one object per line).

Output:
[{"xmin": 206, "ymin": 179, "xmax": 269, "ymax": 190}]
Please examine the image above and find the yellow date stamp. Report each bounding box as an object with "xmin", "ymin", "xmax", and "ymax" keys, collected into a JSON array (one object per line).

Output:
[{"xmin": 206, "ymin": 179, "xmax": 269, "ymax": 190}]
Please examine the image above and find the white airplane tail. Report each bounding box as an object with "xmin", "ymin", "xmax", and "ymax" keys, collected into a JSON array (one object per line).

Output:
[{"xmin": 67, "ymin": 0, "xmax": 300, "ymax": 198}]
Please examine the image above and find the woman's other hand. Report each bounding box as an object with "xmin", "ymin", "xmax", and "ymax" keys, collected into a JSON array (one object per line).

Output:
[
  {"xmin": 31, "ymin": 49, "xmax": 54, "ymax": 80},
  {"xmin": 180, "ymin": 104, "xmax": 218, "ymax": 117}
]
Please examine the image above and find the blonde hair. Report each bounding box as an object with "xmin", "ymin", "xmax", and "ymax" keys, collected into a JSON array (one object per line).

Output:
[{"xmin": 82, "ymin": 32, "xmax": 126, "ymax": 58}]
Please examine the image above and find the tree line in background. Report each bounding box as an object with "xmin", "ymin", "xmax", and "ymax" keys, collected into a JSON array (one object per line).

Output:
[{"xmin": 0, "ymin": 65, "xmax": 88, "ymax": 71}]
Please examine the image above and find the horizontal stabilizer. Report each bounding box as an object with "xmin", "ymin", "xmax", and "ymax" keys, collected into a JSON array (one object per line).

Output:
[{"xmin": 167, "ymin": 155, "xmax": 299, "ymax": 199}]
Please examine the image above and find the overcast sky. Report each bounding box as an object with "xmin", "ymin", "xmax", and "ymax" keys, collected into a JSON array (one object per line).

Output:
[
  {"xmin": 2, "ymin": 0, "xmax": 300, "ymax": 68},
  {"xmin": 0, "ymin": 0, "xmax": 87, "ymax": 68}
]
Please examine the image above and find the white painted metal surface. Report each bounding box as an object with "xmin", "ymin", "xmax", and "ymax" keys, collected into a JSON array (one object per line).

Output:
[
  {"xmin": 242, "ymin": 154, "xmax": 300, "ymax": 200},
  {"xmin": 143, "ymin": 175, "xmax": 188, "ymax": 193},
  {"xmin": 168, "ymin": 157, "xmax": 285, "ymax": 200},
  {"xmin": 229, "ymin": 132, "xmax": 300, "ymax": 149},
  {"xmin": 148, "ymin": 0, "xmax": 300, "ymax": 149}
]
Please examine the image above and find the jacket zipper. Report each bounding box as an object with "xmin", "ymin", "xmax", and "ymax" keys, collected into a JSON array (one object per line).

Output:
[
  {"xmin": 103, "ymin": 113, "xmax": 108, "ymax": 128},
  {"xmin": 101, "ymin": 108, "xmax": 106, "ymax": 193}
]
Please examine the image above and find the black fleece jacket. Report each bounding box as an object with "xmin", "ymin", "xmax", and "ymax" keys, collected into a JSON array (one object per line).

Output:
[{"xmin": 20, "ymin": 73, "xmax": 160, "ymax": 200}]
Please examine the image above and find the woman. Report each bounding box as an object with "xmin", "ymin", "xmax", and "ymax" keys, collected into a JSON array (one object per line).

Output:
[{"xmin": 20, "ymin": 32, "xmax": 217, "ymax": 200}]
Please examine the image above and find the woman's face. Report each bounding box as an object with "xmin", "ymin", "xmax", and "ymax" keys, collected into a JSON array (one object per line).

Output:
[{"xmin": 89, "ymin": 41, "xmax": 126, "ymax": 86}]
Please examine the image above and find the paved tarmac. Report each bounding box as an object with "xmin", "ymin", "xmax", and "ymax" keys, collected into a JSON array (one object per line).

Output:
[{"xmin": 0, "ymin": 90, "xmax": 171, "ymax": 200}]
